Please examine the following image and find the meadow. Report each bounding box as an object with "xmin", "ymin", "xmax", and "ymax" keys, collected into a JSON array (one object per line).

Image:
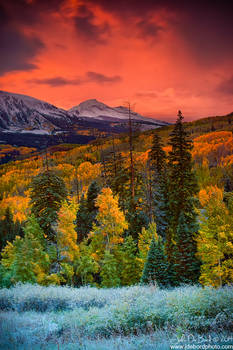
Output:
[{"xmin": 0, "ymin": 283, "xmax": 232, "ymax": 350}]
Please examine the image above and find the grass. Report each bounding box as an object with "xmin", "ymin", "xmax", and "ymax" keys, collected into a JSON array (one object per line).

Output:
[{"xmin": 0, "ymin": 284, "xmax": 232, "ymax": 349}]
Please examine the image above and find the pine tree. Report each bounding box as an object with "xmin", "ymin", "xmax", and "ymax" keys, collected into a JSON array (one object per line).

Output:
[
  {"xmin": 75, "ymin": 181, "xmax": 100, "ymax": 244},
  {"xmin": 126, "ymin": 205, "xmax": 149, "ymax": 242},
  {"xmin": 149, "ymin": 133, "xmax": 169, "ymax": 240},
  {"xmin": 86, "ymin": 181, "xmax": 100, "ymax": 212},
  {"xmin": 173, "ymin": 211, "xmax": 200, "ymax": 284},
  {"xmin": 104, "ymin": 150, "xmax": 130, "ymax": 215},
  {"xmin": 141, "ymin": 236, "xmax": 169, "ymax": 287},
  {"xmin": 167, "ymin": 111, "xmax": 200, "ymax": 284},
  {"xmin": 30, "ymin": 170, "xmax": 67, "ymax": 241}
]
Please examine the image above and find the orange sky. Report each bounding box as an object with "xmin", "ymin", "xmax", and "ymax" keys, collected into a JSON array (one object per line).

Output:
[{"xmin": 0, "ymin": 0, "xmax": 233, "ymax": 121}]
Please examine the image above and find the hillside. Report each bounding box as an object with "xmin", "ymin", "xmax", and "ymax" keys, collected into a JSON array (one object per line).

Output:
[{"xmin": 0, "ymin": 112, "xmax": 232, "ymax": 222}]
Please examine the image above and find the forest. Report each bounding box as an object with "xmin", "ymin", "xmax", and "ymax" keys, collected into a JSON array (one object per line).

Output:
[
  {"xmin": 0, "ymin": 111, "xmax": 233, "ymax": 349},
  {"xmin": 0, "ymin": 110, "xmax": 232, "ymax": 288}
]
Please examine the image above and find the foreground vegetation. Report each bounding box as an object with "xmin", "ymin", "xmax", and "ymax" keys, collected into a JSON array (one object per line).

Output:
[{"xmin": 0, "ymin": 284, "xmax": 232, "ymax": 349}]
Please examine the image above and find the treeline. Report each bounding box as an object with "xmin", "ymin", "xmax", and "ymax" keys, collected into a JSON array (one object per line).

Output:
[{"xmin": 0, "ymin": 112, "xmax": 233, "ymax": 288}]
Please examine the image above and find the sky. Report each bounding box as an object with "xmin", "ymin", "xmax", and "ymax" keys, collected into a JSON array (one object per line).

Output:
[{"xmin": 0, "ymin": 0, "xmax": 233, "ymax": 122}]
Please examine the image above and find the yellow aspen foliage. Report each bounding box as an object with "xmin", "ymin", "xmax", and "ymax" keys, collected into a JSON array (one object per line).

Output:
[
  {"xmin": 89, "ymin": 188, "xmax": 128, "ymax": 258},
  {"xmin": 196, "ymin": 188, "xmax": 233, "ymax": 287},
  {"xmin": 1, "ymin": 240, "xmax": 17, "ymax": 269},
  {"xmin": 56, "ymin": 200, "xmax": 79, "ymax": 262},
  {"xmin": 77, "ymin": 162, "xmax": 101, "ymax": 190},
  {"xmin": 0, "ymin": 195, "xmax": 30, "ymax": 222}
]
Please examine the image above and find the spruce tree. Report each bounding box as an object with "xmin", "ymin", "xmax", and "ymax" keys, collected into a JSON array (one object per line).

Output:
[
  {"xmin": 173, "ymin": 212, "xmax": 200, "ymax": 284},
  {"xmin": 141, "ymin": 236, "xmax": 169, "ymax": 287},
  {"xmin": 126, "ymin": 205, "xmax": 149, "ymax": 242},
  {"xmin": 167, "ymin": 111, "xmax": 200, "ymax": 284},
  {"xmin": 149, "ymin": 133, "xmax": 169, "ymax": 240},
  {"xmin": 75, "ymin": 181, "xmax": 100, "ymax": 244},
  {"xmin": 105, "ymin": 152, "xmax": 129, "ymax": 212},
  {"xmin": 86, "ymin": 181, "xmax": 100, "ymax": 212},
  {"xmin": 30, "ymin": 170, "xmax": 67, "ymax": 241}
]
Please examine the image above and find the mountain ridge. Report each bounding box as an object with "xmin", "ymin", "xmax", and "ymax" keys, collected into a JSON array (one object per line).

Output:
[{"xmin": 0, "ymin": 91, "xmax": 169, "ymax": 134}]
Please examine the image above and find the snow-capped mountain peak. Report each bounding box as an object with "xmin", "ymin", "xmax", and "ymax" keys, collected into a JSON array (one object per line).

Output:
[
  {"xmin": 0, "ymin": 91, "xmax": 169, "ymax": 138},
  {"xmin": 0, "ymin": 90, "xmax": 72, "ymax": 131},
  {"xmin": 69, "ymin": 98, "xmax": 168, "ymax": 125}
]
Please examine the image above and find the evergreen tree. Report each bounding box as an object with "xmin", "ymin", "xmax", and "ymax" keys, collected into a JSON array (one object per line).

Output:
[
  {"xmin": 75, "ymin": 181, "xmax": 100, "ymax": 244},
  {"xmin": 149, "ymin": 133, "xmax": 169, "ymax": 240},
  {"xmin": 141, "ymin": 236, "xmax": 169, "ymax": 287},
  {"xmin": 75, "ymin": 194, "xmax": 89, "ymax": 244},
  {"xmin": 167, "ymin": 111, "xmax": 200, "ymax": 284},
  {"xmin": 105, "ymin": 152, "xmax": 130, "ymax": 212},
  {"xmin": 86, "ymin": 181, "xmax": 100, "ymax": 212},
  {"xmin": 126, "ymin": 205, "xmax": 149, "ymax": 242},
  {"xmin": 173, "ymin": 211, "xmax": 200, "ymax": 284},
  {"xmin": 30, "ymin": 170, "xmax": 67, "ymax": 241}
]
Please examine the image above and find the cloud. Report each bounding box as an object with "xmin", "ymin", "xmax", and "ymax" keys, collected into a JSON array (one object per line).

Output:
[
  {"xmin": 135, "ymin": 90, "xmax": 158, "ymax": 98},
  {"xmin": 216, "ymin": 76, "xmax": 233, "ymax": 95},
  {"xmin": 0, "ymin": 0, "xmax": 66, "ymax": 25},
  {"xmin": 0, "ymin": 0, "xmax": 58, "ymax": 75},
  {"xmin": 85, "ymin": 0, "xmax": 233, "ymax": 65},
  {"xmin": 73, "ymin": 5, "xmax": 110, "ymax": 44},
  {"xmin": 28, "ymin": 77, "xmax": 82, "ymax": 87},
  {"xmin": 86, "ymin": 71, "xmax": 122, "ymax": 83},
  {"xmin": 136, "ymin": 19, "xmax": 163, "ymax": 39},
  {"xmin": 0, "ymin": 25, "xmax": 45, "ymax": 76},
  {"xmin": 29, "ymin": 72, "xmax": 122, "ymax": 87}
]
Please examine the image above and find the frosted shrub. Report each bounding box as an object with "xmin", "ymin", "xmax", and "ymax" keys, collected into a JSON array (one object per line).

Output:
[{"xmin": 0, "ymin": 283, "xmax": 232, "ymax": 348}]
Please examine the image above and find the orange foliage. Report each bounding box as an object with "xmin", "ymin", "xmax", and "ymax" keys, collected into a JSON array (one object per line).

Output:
[
  {"xmin": 199, "ymin": 186, "xmax": 223, "ymax": 207},
  {"xmin": 193, "ymin": 131, "xmax": 233, "ymax": 166},
  {"xmin": 0, "ymin": 195, "xmax": 30, "ymax": 222}
]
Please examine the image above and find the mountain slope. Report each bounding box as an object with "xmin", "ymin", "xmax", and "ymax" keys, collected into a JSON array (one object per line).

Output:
[
  {"xmin": 69, "ymin": 99, "xmax": 168, "ymax": 125},
  {"xmin": 0, "ymin": 91, "xmax": 169, "ymax": 134},
  {"xmin": 0, "ymin": 90, "xmax": 171, "ymax": 148},
  {"xmin": 0, "ymin": 90, "xmax": 76, "ymax": 133}
]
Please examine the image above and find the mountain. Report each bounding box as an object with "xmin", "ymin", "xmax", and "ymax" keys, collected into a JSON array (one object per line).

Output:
[
  {"xmin": 0, "ymin": 91, "xmax": 170, "ymax": 148},
  {"xmin": 69, "ymin": 99, "xmax": 168, "ymax": 125},
  {"xmin": 0, "ymin": 90, "xmax": 75, "ymax": 133}
]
